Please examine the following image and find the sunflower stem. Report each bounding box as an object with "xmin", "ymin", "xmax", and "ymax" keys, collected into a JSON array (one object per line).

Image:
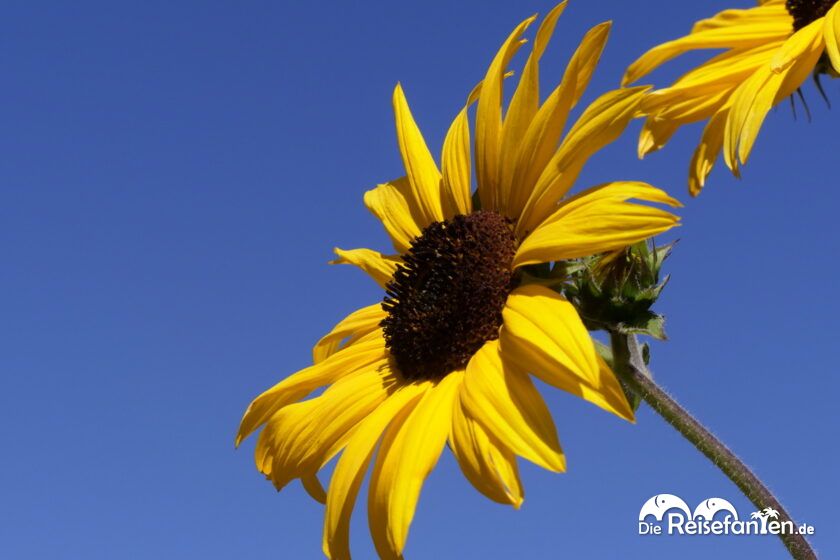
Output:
[{"xmin": 609, "ymin": 331, "xmax": 817, "ymax": 560}]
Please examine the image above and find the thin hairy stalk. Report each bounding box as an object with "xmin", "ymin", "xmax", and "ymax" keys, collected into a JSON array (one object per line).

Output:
[{"xmin": 610, "ymin": 332, "xmax": 817, "ymax": 560}]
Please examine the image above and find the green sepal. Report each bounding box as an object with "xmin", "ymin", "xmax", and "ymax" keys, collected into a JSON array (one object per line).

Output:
[{"xmin": 616, "ymin": 312, "xmax": 668, "ymax": 341}]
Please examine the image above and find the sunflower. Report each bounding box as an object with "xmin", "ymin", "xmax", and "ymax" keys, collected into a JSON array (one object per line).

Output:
[
  {"xmin": 237, "ymin": 4, "xmax": 681, "ymax": 559},
  {"xmin": 623, "ymin": 0, "xmax": 840, "ymax": 195}
]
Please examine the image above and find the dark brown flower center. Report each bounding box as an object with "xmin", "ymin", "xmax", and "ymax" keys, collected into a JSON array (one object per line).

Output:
[
  {"xmin": 786, "ymin": 0, "xmax": 836, "ymax": 30},
  {"xmin": 381, "ymin": 211, "xmax": 518, "ymax": 381}
]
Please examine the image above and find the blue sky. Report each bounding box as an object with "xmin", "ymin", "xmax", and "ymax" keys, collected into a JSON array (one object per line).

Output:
[{"xmin": 2, "ymin": 1, "xmax": 838, "ymax": 558}]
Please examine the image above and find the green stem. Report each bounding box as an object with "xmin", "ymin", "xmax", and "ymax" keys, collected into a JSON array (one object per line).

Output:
[{"xmin": 609, "ymin": 331, "xmax": 817, "ymax": 560}]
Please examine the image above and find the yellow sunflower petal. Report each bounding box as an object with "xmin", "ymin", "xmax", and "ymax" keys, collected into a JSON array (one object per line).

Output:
[
  {"xmin": 722, "ymin": 65, "xmax": 771, "ymax": 174},
  {"xmin": 302, "ymin": 474, "xmax": 327, "ymax": 504},
  {"xmin": 771, "ymin": 16, "xmax": 826, "ymax": 71},
  {"xmin": 726, "ymin": 21, "xmax": 824, "ymax": 169},
  {"xmin": 331, "ymin": 247, "xmax": 400, "ymax": 289},
  {"xmin": 590, "ymin": 354, "xmax": 635, "ymax": 423},
  {"xmin": 461, "ymin": 340, "xmax": 565, "ymax": 472},
  {"xmin": 692, "ymin": 2, "xmax": 788, "ymax": 34},
  {"xmin": 507, "ymin": 20, "xmax": 611, "ymax": 219},
  {"xmin": 475, "ymin": 14, "xmax": 536, "ymax": 213},
  {"xmin": 665, "ymin": 42, "xmax": 779, "ymax": 93},
  {"xmin": 254, "ymin": 363, "xmax": 396, "ymax": 489},
  {"xmin": 638, "ymin": 117, "xmax": 680, "ymax": 159},
  {"xmin": 450, "ymin": 396, "xmax": 523, "ymax": 508},
  {"xmin": 368, "ymin": 372, "xmax": 463, "ymax": 560},
  {"xmin": 499, "ymin": 285, "xmax": 633, "ymax": 421},
  {"xmin": 825, "ymin": 3, "xmax": 840, "ymax": 73},
  {"xmin": 500, "ymin": 285, "xmax": 598, "ymax": 386},
  {"xmin": 640, "ymin": 44, "xmax": 777, "ymax": 122},
  {"xmin": 516, "ymin": 86, "xmax": 649, "ymax": 237},
  {"xmin": 774, "ymin": 28, "xmax": 828, "ymax": 105},
  {"xmin": 439, "ymin": 71, "xmax": 522, "ymax": 218},
  {"xmin": 312, "ymin": 303, "xmax": 386, "ymax": 364},
  {"xmin": 440, "ymin": 106, "xmax": 473, "ymax": 218},
  {"xmin": 645, "ymin": 87, "xmax": 732, "ymax": 126},
  {"xmin": 622, "ymin": 3, "xmax": 791, "ymax": 86},
  {"xmin": 689, "ymin": 107, "xmax": 730, "ymax": 197},
  {"xmin": 322, "ymin": 384, "xmax": 426, "ymax": 560},
  {"xmin": 392, "ymin": 83, "xmax": 445, "ymax": 226},
  {"xmin": 499, "ymin": 2, "xmax": 567, "ymax": 209},
  {"xmin": 638, "ymin": 88, "xmax": 733, "ymax": 160},
  {"xmin": 514, "ymin": 182, "xmax": 681, "ymax": 267},
  {"xmin": 236, "ymin": 333, "xmax": 386, "ymax": 446},
  {"xmin": 364, "ymin": 177, "xmax": 423, "ymax": 253}
]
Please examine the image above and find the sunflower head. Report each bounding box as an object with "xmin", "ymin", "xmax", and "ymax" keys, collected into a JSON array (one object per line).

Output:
[
  {"xmin": 381, "ymin": 211, "xmax": 518, "ymax": 381},
  {"xmin": 624, "ymin": 0, "xmax": 840, "ymax": 195},
  {"xmin": 238, "ymin": 4, "xmax": 682, "ymax": 559}
]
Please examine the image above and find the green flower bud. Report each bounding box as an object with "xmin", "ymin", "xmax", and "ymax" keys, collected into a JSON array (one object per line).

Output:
[{"xmin": 562, "ymin": 239, "xmax": 674, "ymax": 339}]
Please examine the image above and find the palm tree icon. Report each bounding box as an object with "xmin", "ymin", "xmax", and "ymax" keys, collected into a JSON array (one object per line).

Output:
[
  {"xmin": 751, "ymin": 509, "xmax": 772, "ymax": 533},
  {"xmin": 763, "ymin": 507, "xmax": 780, "ymax": 519}
]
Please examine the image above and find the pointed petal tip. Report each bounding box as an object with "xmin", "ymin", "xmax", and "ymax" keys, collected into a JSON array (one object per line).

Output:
[
  {"xmin": 302, "ymin": 475, "xmax": 328, "ymax": 504},
  {"xmin": 594, "ymin": 20, "xmax": 613, "ymax": 37},
  {"xmin": 329, "ymin": 247, "xmax": 342, "ymax": 264},
  {"xmin": 234, "ymin": 424, "xmax": 249, "ymax": 447}
]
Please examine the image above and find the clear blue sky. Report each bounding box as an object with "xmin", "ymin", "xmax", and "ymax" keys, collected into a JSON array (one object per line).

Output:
[{"xmin": 2, "ymin": 1, "xmax": 837, "ymax": 558}]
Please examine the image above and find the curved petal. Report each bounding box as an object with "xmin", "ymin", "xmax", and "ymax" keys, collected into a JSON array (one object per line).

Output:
[
  {"xmin": 725, "ymin": 20, "xmax": 824, "ymax": 170},
  {"xmin": 825, "ymin": 3, "xmax": 840, "ymax": 73},
  {"xmin": 440, "ymin": 106, "xmax": 473, "ymax": 218},
  {"xmin": 331, "ymin": 247, "xmax": 400, "ymax": 288},
  {"xmin": 638, "ymin": 117, "xmax": 680, "ymax": 159},
  {"xmin": 236, "ymin": 333, "xmax": 386, "ymax": 446},
  {"xmin": 638, "ymin": 87, "xmax": 732, "ymax": 158},
  {"xmin": 301, "ymin": 474, "xmax": 327, "ymax": 504},
  {"xmin": 393, "ymin": 84, "xmax": 444, "ymax": 226},
  {"xmin": 313, "ymin": 303, "xmax": 386, "ymax": 364},
  {"xmin": 771, "ymin": 16, "xmax": 826, "ymax": 71},
  {"xmin": 514, "ymin": 182, "xmax": 681, "ymax": 268},
  {"xmin": 368, "ymin": 372, "xmax": 463, "ymax": 560},
  {"xmin": 475, "ymin": 14, "xmax": 536, "ymax": 213},
  {"xmin": 499, "ymin": 285, "xmax": 633, "ymax": 421},
  {"xmin": 507, "ymin": 21, "xmax": 611, "ymax": 219},
  {"xmin": 654, "ymin": 42, "xmax": 779, "ymax": 96},
  {"xmin": 516, "ymin": 87, "xmax": 650, "ymax": 237},
  {"xmin": 364, "ymin": 177, "xmax": 424, "ymax": 253},
  {"xmin": 689, "ymin": 107, "xmax": 729, "ymax": 197},
  {"xmin": 722, "ymin": 64, "xmax": 772, "ymax": 175},
  {"xmin": 499, "ymin": 2, "xmax": 567, "ymax": 211},
  {"xmin": 254, "ymin": 362, "xmax": 398, "ymax": 489},
  {"xmin": 322, "ymin": 384, "xmax": 427, "ymax": 560},
  {"xmin": 450, "ymin": 396, "xmax": 523, "ymax": 508},
  {"xmin": 622, "ymin": 2, "xmax": 791, "ymax": 85},
  {"xmin": 692, "ymin": 2, "xmax": 788, "ymax": 34},
  {"xmin": 500, "ymin": 285, "xmax": 598, "ymax": 388},
  {"xmin": 461, "ymin": 340, "xmax": 565, "ymax": 472}
]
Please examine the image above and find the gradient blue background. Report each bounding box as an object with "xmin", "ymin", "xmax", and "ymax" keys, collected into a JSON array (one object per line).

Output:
[{"xmin": 2, "ymin": 1, "xmax": 837, "ymax": 558}]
